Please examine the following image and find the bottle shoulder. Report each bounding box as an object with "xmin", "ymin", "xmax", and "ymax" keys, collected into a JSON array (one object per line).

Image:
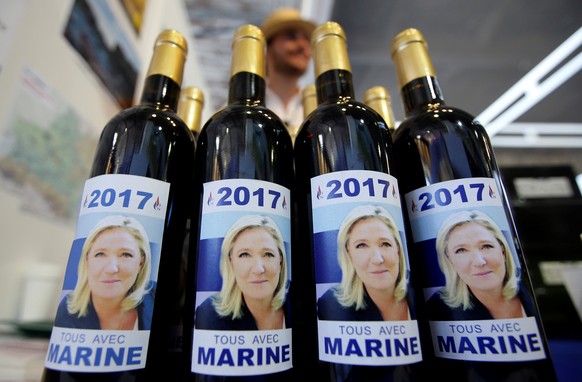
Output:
[
  {"xmin": 193, "ymin": 103, "xmax": 294, "ymax": 186},
  {"xmin": 293, "ymin": 99, "xmax": 394, "ymax": 175},
  {"xmin": 90, "ymin": 106, "xmax": 196, "ymax": 180},
  {"xmin": 195, "ymin": 103, "xmax": 294, "ymax": 154},
  {"xmin": 202, "ymin": 103, "xmax": 289, "ymax": 135},
  {"xmin": 105, "ymin": 105, "xmax": 195, "ymax": 142},
  {"xmin": 394, "ymin": 104, "xmax": 485, "ymax": 141},
  {"xmin": 300, "ymin": 99, "xmax": 389, "ymax": 133}
]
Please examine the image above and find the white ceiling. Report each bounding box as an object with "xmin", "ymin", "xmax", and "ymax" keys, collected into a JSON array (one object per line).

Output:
[{"xmin": 183, "ymin": 0, "xmax": 582, "ymax": 147}]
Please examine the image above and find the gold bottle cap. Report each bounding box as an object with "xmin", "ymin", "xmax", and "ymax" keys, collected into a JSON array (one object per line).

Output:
[
  {"xmin": 230, "ymin": 24, "xmax": 266, "ymax": 78},
  {"xmin": 302, "ymin": 83, "xmax": 317, "ymax": 117},
  {"xmin": 147, "ymin": 29, "xmax": 188, "ymax": 85},
  {"xmin": 177, "ymin": 87, "xmax": 205, "ymax": 134},
  {"xmin": 311, "ymin": 21, "xmax": 351, "ymax": 77},
  {"xmin": 390, "ymin": 28, "xmax": 435, "ymax": 89},
  {"xmin": 364, "ymin": 85, "xmax": 395, "ymax": 129}
]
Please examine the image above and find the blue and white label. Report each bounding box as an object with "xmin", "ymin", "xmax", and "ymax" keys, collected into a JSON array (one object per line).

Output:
[
  {"xmin": 430, "ymin": 318, "xmax": 546, "ymax": 361},
  {"xmin": 202, "ymin": 179, "xmax": 290, "ymax": 217},
  {"xmin": 405, "ymin": 178, "xmax": 505, "ymax": 242},
  {"xmin": 78, "ymin": 174, "xmax": 169, "ymax": 219},
  {"xmin": 311, "ymin": 170, "xmax": 421, "ymax": 366},
  {"xmin": 192, "ymin": 329, "xmax": 292, "ymax": 375},
  {"xmin": 311, "ymin": 170, "xmax": 401, "ymax": 209},
  {"xmin": 318, "ymin": 321, "xmax": 422, "ymax": 365},
  {"xmin": 405, "ymin": 177, "xmax": 546, "ymax": 363},
  {"xmin": 46, "ymin": 328, "xmax": 149, "ymax": 372},
  {"xmin": 192, "ymin": 179, "xmax": 292, "ymax": 376},
  {"xmin": 46, "ymin": 174, "xmax": 169, "ymax": 372}
]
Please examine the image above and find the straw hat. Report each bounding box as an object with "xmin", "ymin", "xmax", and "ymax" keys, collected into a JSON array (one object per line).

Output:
[{"xmin": 261, "ymin": 7, "xmax": 317, "ymax": 41}]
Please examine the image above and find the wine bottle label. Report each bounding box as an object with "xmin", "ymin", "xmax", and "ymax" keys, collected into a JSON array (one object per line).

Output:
[
  {"xmin": 405, "ymin": 177, "xmax": 547, "ymax": 362},
  {"xmin": 45, "ymin": 174, "xmax": 169, "ymax": 372},
  {"xmin": 311, "ymin": 170, "xmax": 422, "ymax": 366},
  {"xmin": 191, "ymin": 179, "xmax": 292, "ymax": 376}
]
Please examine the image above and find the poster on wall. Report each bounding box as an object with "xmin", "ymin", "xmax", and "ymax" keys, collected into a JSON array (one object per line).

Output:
[
  {"xmin": 64, "ymin": 0, "xmax": 141, "ymax": 109},
  {"xmin": 0, "ymin": 66, "xmax": 98, "ymax": 225}
]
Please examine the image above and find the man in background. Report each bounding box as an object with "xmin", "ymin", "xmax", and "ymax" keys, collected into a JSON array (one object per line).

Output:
[{"xmin": 261, "ymin": 8, "xmax": 316, "ymax": 140}]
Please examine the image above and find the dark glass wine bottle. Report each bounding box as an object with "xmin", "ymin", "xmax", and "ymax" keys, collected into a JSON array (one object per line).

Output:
[
  {"xmin": 178, "ymin": 86, "xmax": 205, "ymax": 141},
  {"xmin": 364, "ymin": 85, "xmax": 396, "ymax": 132},
  {"xmin": 184, "ymin": 24, "xmax": 295, "ymax": 382},
  {"xmin": 390, "ymin": 27, "xmax": 558, "ymax": 382},
  {"xmin": 293, "ymin": 21, "xmax": 423, "ymax": 382},
  {"xmin": 42, "ymin": 29, "xmax": 196, "ymax": 381}
]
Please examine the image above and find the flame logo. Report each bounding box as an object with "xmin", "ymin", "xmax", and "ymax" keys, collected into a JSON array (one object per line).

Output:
[
  {"xmin": 207, "ymin": 192, "xmax": 214, "ymax": 206},
  {"xmin": 392, "ymin": 185, "xmax": 397, "ymax": 198},
  {"xmin": 153, "ymin": 196, "xmax": 161, "ymax": 211},
  {"xmin": 83, "ymin": 195, "xmax": 88, "ymax": 208},
  {"xmin": 488, "ymin": 185, "xmax": 497, "ymax": 199},
  {"xmin": 316, "ymin": 186, "xmax": 324, "ymax": 200},
  {"xmin": 282, "ymin": 196, "xmax": 288, "ymax": 210},
  {"xmin": 411, "ymin": 200, "xmax": 417, "ymax": 213}
]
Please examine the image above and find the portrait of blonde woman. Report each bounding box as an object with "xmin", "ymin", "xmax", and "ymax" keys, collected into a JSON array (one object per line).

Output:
[
  {"xmin": 195, "ymin": 215, "xmax": 289, "ymax": 330},
  {"xmin": 317, "ymin": 204, "xmax": 410, "ymax": 322},
  {"xmin": 426, "ymin": 210, "xmax": 535, "ymax": 321},
  {"xmin": 55, "ymin": 215, "xmax": 155, "ymax": 330}
]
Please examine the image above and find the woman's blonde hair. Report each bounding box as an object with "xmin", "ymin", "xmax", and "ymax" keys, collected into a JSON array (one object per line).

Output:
[
  {"xmin": 435, "ymin": 210, "xmax": 519, "ymax": 310},
  {"xmin": 67, "ymin": 215, "xmax": 152, "ymax": 317},
  {"xmin": 213, "ymin": 215, "xmax": 288, "ymax": 319},
  {"xmin": 335, "ymin": 204, "xmax": 408, "ymax": 310}
]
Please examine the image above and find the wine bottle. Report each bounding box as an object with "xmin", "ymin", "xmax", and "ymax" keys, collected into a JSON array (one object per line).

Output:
[
  {"xmin": 176, "ymin": 85, "xmax": 204, "ymax": 362},
  {"xmin": 301, "ymin": 83, "xmax": 317, "ymax": 119},
  {"xmin": 293, "ymin": 21, "xmax": 423, "ymax": 382},
  {"xmin": 178, "ymin": 86, "xmax": 205, "ymax": 140},
  {"xmin": 42, "ymin": 29, "xmax": 196, "ymax": 381},
  {"xmin": 184, "ymin": 24, "xmax": 295, "ymax": 381},
  {"xmin": 364, "ymin": 85, "xmax": 396, "ymax": 132},
  {"xmin": 390, "ymin": 28, "xmax": 557, "ymax": 381}
]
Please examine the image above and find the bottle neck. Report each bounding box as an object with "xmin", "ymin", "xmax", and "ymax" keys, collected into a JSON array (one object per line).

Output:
[
  {"xmin": 316, "ymin": 69, "xmax": 355, "ymax": 104},
  {"xmin": 139, "ymin": 74, "xmax": 181, "ymax": 111},
  {"xmin": 364, "ymin": 86, "xmax": 395, "ymax": 129},
  {"xmin": 228, "ymin": 72, "xmax": 266, "ymax": 104},
  {"xmin": 400, "ymin": 75, "xmax": 445, "ymax": 116},
  {"xmin": 177, "ymin": 87, "xmax": 204, "ymax": 133}
]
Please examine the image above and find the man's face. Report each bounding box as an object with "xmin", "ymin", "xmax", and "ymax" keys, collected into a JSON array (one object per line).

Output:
[{"xmin": 267, "ymin": 28, "xmax": 311, "ymax": 77}]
